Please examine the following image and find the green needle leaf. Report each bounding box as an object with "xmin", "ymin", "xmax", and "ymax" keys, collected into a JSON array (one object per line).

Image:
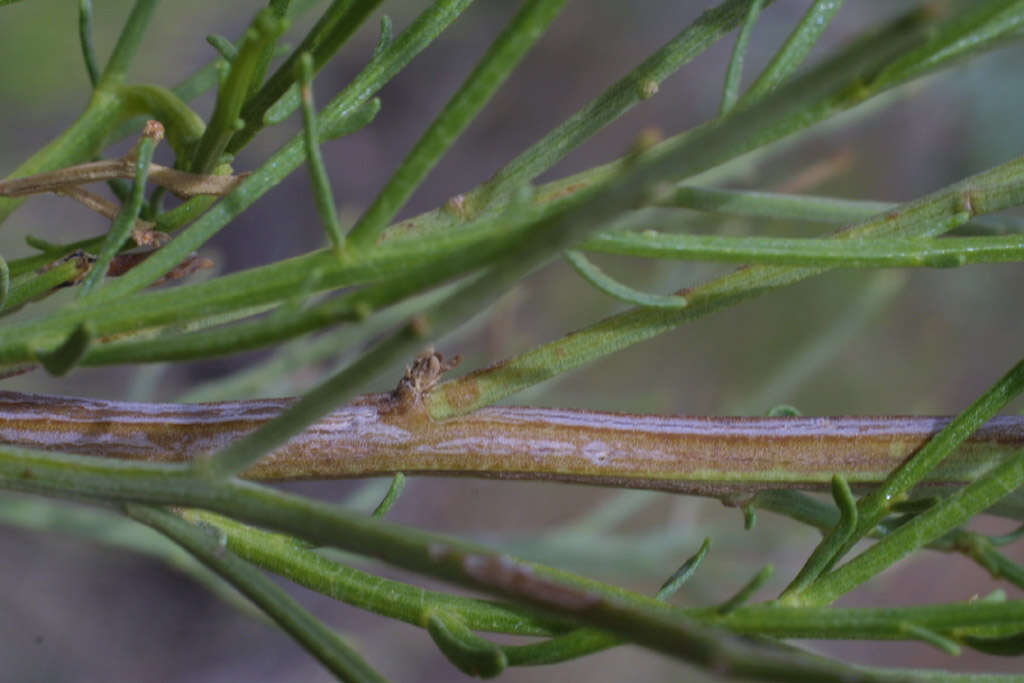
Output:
[
  {"xmin": 426, "ymin": 611, "xmax": 508, "ymax": 678},
  {"xmin": 1, "ymin": 259, "xmax": 85, "ymax": 315},
  {"xmin": 656, "ymin": 538, "xmax": 712, "ymax": 601},
  {"xmin": 206, "ymin": 33, "xmax": 239, "ymax": 62},
  {"xmin": 564, "ymin": 249, "xmax": 688, "ymax": 309},
  {"xmin": 33, "ymin": 322, "xmax": 93, "ymax": 377},
  {"xmin": 740, "ymin": 0, "xmax": 846, "ymax": 105},
  {"xmin": 78, "ymin": 0, "xmax": 100, "ymax": 87},
  {"xmin": 716, "ymin": 565, "xmax": 773, "ymax": 615},
  {"xmin": 898, "ymin": 621, "xmax": 961, "ymax": 655},
  {"xmin": 371, "ymin": 473, "xmax": 405, "ymax": 518},
  {"xmin": 373, "ymin": 14, "xmax": 393, "ymax": 58},
  {"xmin": 720, "ymin": 0, "xmax": 763, "ymax": 115},
  {"xmin": 582, "ymin": 226, "xmax": 1024, "ymax": 268},
  {"xmin": 779, "ymin": 475, "xmax": 856, "ymax": 601},
  {"xmin": 296, "ymin": 52, "xmax": 344, "ymax": 252}
]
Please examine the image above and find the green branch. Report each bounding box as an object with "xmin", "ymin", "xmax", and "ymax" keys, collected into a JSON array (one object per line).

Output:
[{"xmin": 4, "ymin": 445, "xmax": 1017, "ymax": 681}]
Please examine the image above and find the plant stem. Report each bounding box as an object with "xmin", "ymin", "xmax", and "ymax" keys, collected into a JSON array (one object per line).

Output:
[
  {"xmin": 296, "ymin": 52, "xmax": 344, "ymax": 251},
  {"xmin": 78, "ymin": 0, "xmax": 101, "ymax": 87},
  {"xmin": 581, "ymin": 229, "xmax": 1024, "ymax": 268},
  {"xmin": 0, "ymin": 444, "xmax": 985, "ymax": 682},
  {"xmin": 0, "ymin": 390, "xmax": 1020, "ymax": 496},
  {"xmin": 719, "ymin": 0, "xmax": 762, "ymax": 115}
]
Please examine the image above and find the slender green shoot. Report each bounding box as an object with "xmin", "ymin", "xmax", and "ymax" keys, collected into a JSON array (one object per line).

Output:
[
  {"xmin": 739, "ymin": 0, "xmax": 845, "ymax": 105},
  {"xmin": 656, "ymin": 538, "xmax": 712, "ymax": 601},
  {"xmin": 564, "ymin": 249, "xmax": 689, "ymax": 309},
  {"xmin": 650, "ymin": 184, "xmax": 1024, "ymax": 234},
  {"xmin": 581, "ymin": 229, "xmax": 1024, "ymax": 268},
  {"xmin": 720, "ymin": 0, "xmax": 763, "ymax": 114},
  {"xmin": 247, "ymin": 0, "xmax": 294, "ymax": 99},
  {"xmin": 716, "ymin": 565, "xmax": 773, "ymax": 615},
  {"xmin": 371, "ymin": 473, "xmax": 405, "ymax": 518},
  {"xmin": 297, "ymin": 52, "xmax": 344, "ymax": 252},
  {"xmin": 1, "ymin": 259, "xmax": 85, "ymax": 315},
  {"xmin": 206, "ymin": 34, "xmax": 239, "ymax": 62},
  {"xmin": 77, "ymin": 122, "xmax": 161, "ymax": 298},
  {"xmin": 427, "ymin": 157, "xmax": 1024, "ymax": 419},
  {"xmin": 426, "ymin": 611, "xmax": 508, "ymax": 678},
  {"xmin": 1, "ymin": 445, "xmax": 993, "ymax": 682},
  {"xmin": 779, "ymin": 475, "xmax": 856, "ymax": 599},
  {"xmin": 898, "ymin": 622, "xmax": 961, "ymax": 655},
  {"xmin": 78, "ymin": 0, "xmax": 100, "ymax": 87}
]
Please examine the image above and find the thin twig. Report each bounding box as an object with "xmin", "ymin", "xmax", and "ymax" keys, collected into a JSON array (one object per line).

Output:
[{"xmin": 0, "ymin": 159, "xmax": 246, "ymax": 199}]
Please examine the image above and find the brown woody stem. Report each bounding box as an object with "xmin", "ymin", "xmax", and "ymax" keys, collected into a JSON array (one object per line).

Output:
[{"xmin": 0, "ymin": 390, "xmax": 1017, "ymax": 496}]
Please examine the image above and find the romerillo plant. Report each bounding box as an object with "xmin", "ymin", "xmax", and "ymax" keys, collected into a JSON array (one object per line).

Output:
[{"xmin": 2, "ymin": 0, "xmax": 1024, "ymax": 680}]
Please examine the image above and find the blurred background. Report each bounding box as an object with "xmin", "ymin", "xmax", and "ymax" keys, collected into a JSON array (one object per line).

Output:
[{"xmin": 2, "ymin": 1, "xmax": 1024, "ymax": 680}]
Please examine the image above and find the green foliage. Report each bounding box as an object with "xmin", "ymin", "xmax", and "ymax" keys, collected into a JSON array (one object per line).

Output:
[{"xmin": 2, "ymin": 1, "xmax": 1024, "ymax": 680}]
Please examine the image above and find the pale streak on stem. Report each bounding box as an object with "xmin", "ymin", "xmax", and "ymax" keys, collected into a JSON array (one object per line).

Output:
[{"xmin": 0, "ymin": 390, "xmax": 1018, "ymax": 497}]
